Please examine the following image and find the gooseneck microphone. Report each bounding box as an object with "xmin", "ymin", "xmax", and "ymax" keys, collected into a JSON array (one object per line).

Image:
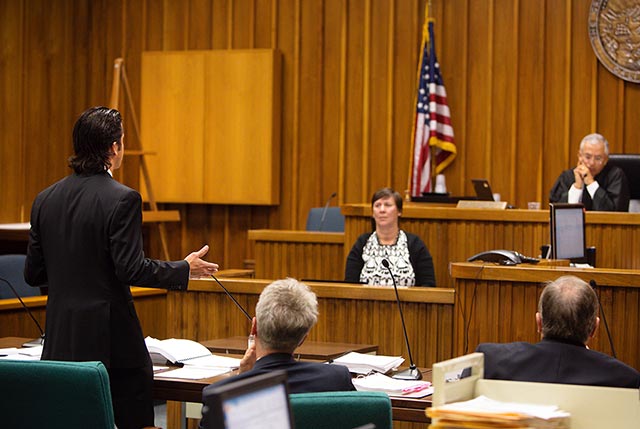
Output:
[
  {"xmin": 0, "ymin": 276, "xmax": 45, "ymax": 346},
  {"xmin": 589, "ymin": 280, "xmax": 616, "ymax": 359},
  {"xmin": 381, "ymin": 259, "xmax": 422, "ymax": 380},
  {"xmin": 210, "ymin": 274, "xmax": 252, "ymax": 321},
  {"xmin": 318, "ymin": 192, "xmax": 337, "ymax": 231}
]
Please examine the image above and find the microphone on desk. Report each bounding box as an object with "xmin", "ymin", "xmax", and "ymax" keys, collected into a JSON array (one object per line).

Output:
[
  {"xmin": 589, "ymin": 280, "xmax": 617, "ymax": 359},
  {"xmin": 210, "ymin": 274, "xmax": 252, "ymax": 322},
  {"xmin": 381, "ymin": 259, "xmax": 422, "ymax": 380},
  {"xmin": 0, "ymin": 276, "xmax": 45, "ymax": 347},
  {"xmin": 318, "ymin": 192, "xmax": 337, "ymax": 231}
]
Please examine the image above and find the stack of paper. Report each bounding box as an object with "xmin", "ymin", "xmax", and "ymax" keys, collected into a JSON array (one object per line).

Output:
[
  {"xmin": 0, "ymin": 345, "xmax": 42, "ymax": 361},
  {"xmin": 331, "ymin": 352, "xmax": 404, "ymax": 374},
  {"xmin": 145, "ymin": 336, "xmax": 241, "ymax": 369},
  {"xmin": 352, "ymin": 372, "xmax": 433, "ymax": 398},
  {"xmin": 427, "ymin": 395, "xmax": 570, "ymax": 428}
]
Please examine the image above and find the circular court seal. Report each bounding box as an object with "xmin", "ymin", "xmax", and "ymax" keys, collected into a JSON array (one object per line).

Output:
[{"xmin": 589, "ymin": 0, "xmax": 640, "ymax": 83}]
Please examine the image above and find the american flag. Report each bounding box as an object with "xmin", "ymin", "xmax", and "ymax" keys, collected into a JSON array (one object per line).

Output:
[{"xmin": 409, "ymin": 19, "xmax": 456, "ymax": 196}]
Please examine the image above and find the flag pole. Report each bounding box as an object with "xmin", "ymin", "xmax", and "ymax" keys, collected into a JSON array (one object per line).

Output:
[{"xmin": 427, "ymin": 0, "xmax": 437, "ymax": 191}]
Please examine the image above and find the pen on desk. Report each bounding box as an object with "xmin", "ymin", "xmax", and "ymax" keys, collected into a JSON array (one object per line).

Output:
[{"xmin": 402, "ymin": 381, "xmax": 431, "ymax": 394}]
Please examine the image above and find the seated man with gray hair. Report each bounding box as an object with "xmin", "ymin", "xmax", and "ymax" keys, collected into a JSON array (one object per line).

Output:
[
  {"xmin": 200, "ymin": 278, "xmax": 355, "ymax": 426},
  {"xmin": 550, "ymin": 133, "xmax": 629, "ymax": 211},
  {"xmin": 476, "ymin": 275, "xmax": 639, "ymax": 388}
]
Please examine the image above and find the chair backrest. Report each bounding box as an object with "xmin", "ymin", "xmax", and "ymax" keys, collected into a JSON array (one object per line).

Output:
[
  {"xmin": 305, "ymin": 207, "xmax": 345, "ymax": 232},
  {"xmin": 0, "ymin": 254, "xmax": 41, "ymax": 299},
  {"xmin": 289, "ymin": 391, "xmax": 392, "ymax": 429},
  {"xmin": 0, "ymin": 359, "xmax": 115, "ymax": 429},
  {"xmin": 608, "ymin": 154, "xmax": 640, "ymax": 202}
]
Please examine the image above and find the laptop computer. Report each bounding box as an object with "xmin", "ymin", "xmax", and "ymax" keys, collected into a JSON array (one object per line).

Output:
[
  {"xmin": 471, "ymin": 179, "xmax": 495, "ymax": 201},
  {"xmin": 201, "ymin": 370, "xmax": 294, "ymax": 429}
]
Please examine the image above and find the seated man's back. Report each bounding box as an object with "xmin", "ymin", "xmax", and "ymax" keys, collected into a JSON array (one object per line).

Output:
[
  {"xmin": 478, "ymin": 339, "xmax": 639, "ymax": 388},
  {"xmin": 477, "ymin": 275, "xmax": 640, "ymax": 389}
]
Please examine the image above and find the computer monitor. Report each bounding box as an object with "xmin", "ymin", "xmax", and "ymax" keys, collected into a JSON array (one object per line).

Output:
[
  {"xmin": 471, "ymin": 179, "xmax": 495, "ymax": 201},
  {"xmin": 550, "ymin": 203, "xmax": 586, "ymax": 261},
  {"xmin": 201, "ymin": 370, "xmax": 293, "ymax": 429}
]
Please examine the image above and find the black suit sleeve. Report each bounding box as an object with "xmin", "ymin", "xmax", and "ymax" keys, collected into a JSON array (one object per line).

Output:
[
  {"xmin": 344, "ymin": 233, "xmax": 370, "ymax": 283},
  {"xmin": 24, "ymin": 194, "xmax": 47, "ymax": 286},
  {"xmin": 549, "ymin": 170, "xmax": 573, "ymax": 204},
  {"xmin": 109, "ymin": 190, "xmax": 189, "ymax": 289},
  {"xmin": 591, "ymin": 166, "xmax": 630, "ymax": 212},
  {"xmin": 406, "ymin": 233, "xmax": 436, "ymax": 287}
]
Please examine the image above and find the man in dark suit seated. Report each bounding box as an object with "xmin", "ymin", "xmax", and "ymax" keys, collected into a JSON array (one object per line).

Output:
[
  {"xmin": 200, "ymin": 278, "xmax": 355, "ymax": 427},
  {"xmin": 476, "ymin": 275, "xmax": 639, "ymax": 388}
]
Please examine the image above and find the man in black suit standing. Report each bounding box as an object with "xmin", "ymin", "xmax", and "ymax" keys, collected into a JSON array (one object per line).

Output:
[
  {"xmin": 476, "ymin": 275, "xmax": 639, "ymax": 388},
  {"xmin": 24, "ymin": 106, "xmax": 220, "ymax": 429},
  {"xmin": 200, "ymin": 278, "xmax": 355, "ymax": 428}
]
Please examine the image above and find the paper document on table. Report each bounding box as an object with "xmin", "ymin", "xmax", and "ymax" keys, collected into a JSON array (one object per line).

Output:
[
  {"xmin": 331, "ymin": 352, "xmax": 404, "ymax": 374},
  {"xmin": 155, "ymin": 366, "xmax": 232, "ymax": 380},
  {"xmin": 427, "ymin": 395, "xmax": 570, "ymax": 428},
  {"xmin": 0, "ymin": 345, "xmax": 42, "ymax": 360},
  {"xmin": 185, "ymin": 354, "xmax": 241, "ymax": 369},
  {"xmin": 353, "ymin": 372, "xmax": 433, "ymax": 398}
]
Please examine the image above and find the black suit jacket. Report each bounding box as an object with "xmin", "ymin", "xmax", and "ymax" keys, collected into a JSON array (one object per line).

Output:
[
  {"xmin": 549, "ymin": 163, "xmax": 630, "ymax": 211},
  {"xmin": 25, "ymin": 172, "xmax": 189, "ymax": 368},
  {"xmin": 477, "ymin": 338, "xmax": 640, "ymax": 388},
  {"xmin": 200, "ymin": 353, "xmax": 355, "ymax": 428}
]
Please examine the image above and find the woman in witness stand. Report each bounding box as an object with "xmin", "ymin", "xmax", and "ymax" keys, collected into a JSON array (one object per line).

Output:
[{"xmin": 344, "ymin": 187, "xmax": 435, "ymax": 287}]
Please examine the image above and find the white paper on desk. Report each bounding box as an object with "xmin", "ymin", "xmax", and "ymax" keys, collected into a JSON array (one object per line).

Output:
[
  {"xmin": 18, "ymin": 345, "xmax": 43, "ymax": 357},
  {"xmin": 155, "ymin": 366, "xmax": 231, "ymax": 380},
  {"xmin": 437, "ymin": 395, "xmax": 570, "ymax": 420},
  {"xmin": 353, "ymin": 373, "xmax": 433, "ymax": 398},
  {"xmin": 0, "ymin": 347, "xmax": 21, "ymax": 356},
  {"xmin": 0, "ymin": 353, "xmax": 40, "ymax": 361},
  {"xmin": 332, "ymin": 352, "xmax": 404, "ymax": 374},
  {"xmin": 184, "ymin": 354, "xmax": 241, "ymax": 369}
]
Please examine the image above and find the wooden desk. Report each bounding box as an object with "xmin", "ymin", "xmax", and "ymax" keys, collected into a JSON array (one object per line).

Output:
[
  {"xmin": 173, "ymin": 278, "xmax": 454, "ymax": 370},
  {"xmin": 343, "ymin": 204, "xmax": 640, "ymax": 288},
  {"xmin": 450, "ymin": 262, "xmax": 640, "ymax": 371},
  {"xmin": 0, "ymin": 336, "xmax": 431, "ymax": 427},
  {"xmin": 202, "ymin": 336, "xmax": 378, "ymax": 360},
  {"xmin": 248, "ymin": 229, "xmax": 345, "ymax": 280},
  {"xmin": 0, "ymin": 287, "xmax": 168, "ymax": 340}
]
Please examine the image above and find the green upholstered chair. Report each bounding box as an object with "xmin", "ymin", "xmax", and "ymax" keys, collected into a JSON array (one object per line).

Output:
[
  {"xmin": 289, "ymin": 391, "xmax": 392, "ymax": 429},
  {"xmin": 0, "ymin": 359, "xmax": 114, "ymax": 429}
]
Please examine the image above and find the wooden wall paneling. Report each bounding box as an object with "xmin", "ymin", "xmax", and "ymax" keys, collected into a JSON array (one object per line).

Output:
[
  {"xmin": 322, "ymin": 0, "xmax": 344, "ymax": 208},
  {"xmin": 542, "ymin": 0, "xmax": 571, "ymax": 206},
  {"xmin": 231, "ymin": 0, "xmax": 254, "ymax": 49},
  {"xmin": 440, "ymin": 0, "xmax": 468, "ymax": 197},
  {"xmin": 568, "ymin": 0, "xmax": 595, "ymax": 149},
  {"xmin": 211, "ymin": 0, "xmax": 230, "ymax": 49},
  {"xmin": 596, "ymin": 60, "xmax": 624, "ymax": 148},
  {"xmin": 491, "ymin": 0, "xmax": 518, "ymax": 204},
  {"xmin": 513, "ymin": 0, "xmax": 544, "ymax": 210},
  {"xmin": 392, "ymin": 0, "xmax": 419, "ymax": 196},
  {"xmin": 464, "ymin": 1, "xmax": 491, "ymax": 194},
  {"xmin": 188, "ymin": 0, "xmax": 213, "ymax": 49},
  {"xmin": 162, "ymin": 0, "xmax": 188, "ymax": 50},
  {"xmin": 344, "ymin": 1, "xmax": 365, "ymax": 204},
  {"xmin": 22, "ymin": 0, "xmax": 69, "ymax": 209},
  {"xmin": 0, "ymin": 0, "xmax": 24, "ymax": 222},
  {"xmin": 384, "ymin": 0, "xmax": 395, "ymax": 188},
  {"xmin": 622, "ymin": 84, "xmax": 640, "ymax": 153},
  {"xmin": 361, "ymin": 0, "xmax": 372, "ymax": 196},
  {"xmin": 297, "ymin": 0, "xmax": 325, "ymax": 225},
  {"xmin": 254, "ymin": 0, "xmax": 275, "ymax": 49}
]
